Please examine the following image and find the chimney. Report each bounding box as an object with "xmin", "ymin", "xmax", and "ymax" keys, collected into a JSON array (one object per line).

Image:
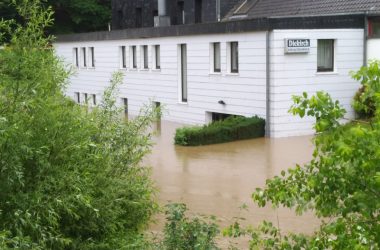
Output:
[{"xmin": 154, "ymin": 0, "xmax": 171, "ymax": 27}]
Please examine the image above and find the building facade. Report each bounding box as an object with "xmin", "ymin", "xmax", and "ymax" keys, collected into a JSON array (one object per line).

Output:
[{"xmin": 55, "ymin": 0, "xmax": 380, "ymax": 138}]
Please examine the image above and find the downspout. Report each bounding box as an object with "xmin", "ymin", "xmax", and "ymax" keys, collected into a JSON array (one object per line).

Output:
[
  {"xmin": 364, "ymin": 12, "xmax": 368, "ymax": 66},
  {"xmin": 265, "ymin": 30, "xmax": 271, "ymax": 137}
]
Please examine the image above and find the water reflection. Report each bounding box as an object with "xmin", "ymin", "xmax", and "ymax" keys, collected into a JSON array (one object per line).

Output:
[{"xmin": 146, "ymin": 120, "xmax": 319, "ymax": 236}]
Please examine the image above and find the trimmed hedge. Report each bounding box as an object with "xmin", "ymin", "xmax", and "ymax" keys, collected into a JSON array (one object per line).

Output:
[{"xmin": 174, "ymin": 116, "xmax": 265, "ymax": 146}]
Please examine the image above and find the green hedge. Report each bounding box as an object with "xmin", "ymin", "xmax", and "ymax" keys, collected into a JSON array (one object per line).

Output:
[{"xmin": 174, "ymin": 116, "xmax": 265, "ymax": 146}]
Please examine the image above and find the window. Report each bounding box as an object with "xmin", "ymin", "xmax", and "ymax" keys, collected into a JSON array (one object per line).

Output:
[
  {"xmin": 369, "ymin": 18, "xmax": 380, "ymax": 38},
  {"xmin": 84, "ymin": 93, "xmax": 88, "ymax": 104},
  {"xmin": 73, "ymin": 48, "xmax": 79, "ymax": 67},
  {"xmin": 229, "ymin": 42, "xmax": 239, "ymax": 73},
  {"xmin": 89, "ymin": 47, "xmax": 95, "ymax": 68},
  {"xmin": 136, "ymin": 8, "xmax": 142, "ymax": 28},
  {"xmin": 122, "ymin": 98, "xmax": 128, "ymax": 116},
  {"xmin": 211, "ymin": 42, "xmax": 221, "ymax": 73},
  {"xmin": 92, "ymin": 94, "xmax": 97, "ymax": 106},
  {"xmin": 131, "ymin": 46, "xmax": 137, "ymax": 69},
  {"xmin": 120, "ymin": 46, "xmax": 127, "ymax": 69},
  {"xmin": 177, "ymin": 1, "xmax": 185, "ymax": 24},
  {"xmin": 81, "ymin": 47, "xmax": 87, "ymax": 68},
  {"xmin": 179, "ymin": 44, "xmax": 188, "ymax": 103},
  {"xmin": 154, "ymin": 45, "xmax": 161, "ymax": 69},
  {"xmin": 142, "ymin": 45, "xmax": 148, "ymax": 69},
  {"xmin": 317, "ymin": 39, "xmax": 334, "ymax": 72},
  {"xmin": 195, "ymin": 0, "xmax": 202, "ymax": 23},
  {"xmin": 74, "ymin": 92, "xmax": 80, "ymax": 103}
]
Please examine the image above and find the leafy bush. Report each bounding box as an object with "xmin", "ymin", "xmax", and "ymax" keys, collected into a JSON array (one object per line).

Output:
[
  {"xmin": 352, "ymin": 60, "xmax": 380, "ymax": 119},
  {"xmin": 0, "ymin": 1, "xmax": 158, "ymax": 249},
  {"xmin": 174, "ymin": 116, "xmax": 265, "ymax": 146},
  {"xmin": 161, "ymin": 203, "xmax": 220, "ymax": 250}
]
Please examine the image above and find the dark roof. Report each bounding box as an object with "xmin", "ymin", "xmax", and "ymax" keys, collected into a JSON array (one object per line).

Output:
[{"xmin": 225, "ymin": 0, "xmax": 380, "ymax": 20}]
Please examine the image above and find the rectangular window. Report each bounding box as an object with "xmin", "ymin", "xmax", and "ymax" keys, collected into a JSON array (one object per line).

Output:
[
  {"xmin": 142, "ymin": 45, "xmax": 148, "ymax": 69},
  {"xmin": 81, "ymin": 47, "xmax": 87, "ymax": 68},
  {"xmin": 177, "ymin": 2, "xmax": 185, "ymax": 24},
  {"xmin": 317, "ymin": 39, "xmax": 334, "ymax": 72},
  {"xmin": 230, "ymin": 42, "xmax": 239, "ymax": 73},
  {"xmin": 92, "ymin": 94, "xmax": 97, "ymax": 106},
  {"xmin": 73, "ymin": 48, "xmax": 79, "ymax": 67},
  {"xmin": 195, "ymin": 0, "xmax": 202, "ymax": 23},
  {"xmin": 120, "ymin": 46, "xmax": 127, "ymax": 69},
  {"xmin": 122, "ymin": 98, "xmax": 128, "ymax": 116},
  {"xmin": 89, "ymin": 47, "xmax": 95, "ymax": 68},
  {"xmin": 212, "ymin": 42, "xmax": 221, "ymax": 72},
  {"xmin": 131, "ymin": 46, "xmax": 137, "ymax": 69},
  {"xmin": 154, "ymin": 45, "xmax": 161, "ymax": 69},
  {"xmin": 369, "ymin": 19, "xmax": 380, "ymax": 38},
  {"xmin": 84, "ymin": 93, "xmax": 88, "ymax": 104},
  {"xmin": 74, "ymin": 92, "xmax": 80, "ymax": 103},
  {"xmin": 136, "ymin": 8, "xmax": 142, "ymax": 28},
  {"xmin": 179, "ymin": 44, "xmax": 188, "ymax": 103}
]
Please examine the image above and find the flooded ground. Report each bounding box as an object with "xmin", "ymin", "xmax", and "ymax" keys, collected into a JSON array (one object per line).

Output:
[{"xmin": 146, "ymin": 120, "xmax": 320, "ymax": 241}]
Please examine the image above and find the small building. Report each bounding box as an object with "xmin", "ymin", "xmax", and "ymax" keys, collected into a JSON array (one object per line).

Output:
[{"xmin": 54, "ymin": 0, "xmax": 380, "ymax": 137}]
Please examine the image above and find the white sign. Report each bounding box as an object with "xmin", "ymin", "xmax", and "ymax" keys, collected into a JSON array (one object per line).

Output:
[{"xmin": 284, "ymin": 39, "xmax": 310, "ymax": 54}]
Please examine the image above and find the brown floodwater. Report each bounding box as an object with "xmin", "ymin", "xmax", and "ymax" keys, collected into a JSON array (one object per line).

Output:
[{"xmin": 145, "ymin": 120, "xmax": 320, "ymax": 241}]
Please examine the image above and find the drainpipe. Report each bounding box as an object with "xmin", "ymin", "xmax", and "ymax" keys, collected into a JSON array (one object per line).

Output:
[
  {"xmin": 265, "ymin": 30, "xmax": 271, "ymax": 137},
  {"xmin": 363, "ymin": 12, "xmax": 368, "ymax": 66}
]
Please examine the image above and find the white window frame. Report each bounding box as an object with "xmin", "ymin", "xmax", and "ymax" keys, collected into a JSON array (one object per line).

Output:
[
  {"xmin": 317, "ymin": 39, "xmax": 336, "ymax": 73},
  {"xmin": 130, "ymin": 45, "xmax": 137, "ymax": 69},
  {"xmin": 80, "ymin": 47, "xmax": 87, "ymax": 68},
  {"xmin": 210, "ymin": 42, "xmax": 221, "ymax": 73},
  {"xmin": 119, "ymin": 45, "xmax": 127, "ymax": 69},
  {"xmin": 153, "ymin": 45, "xmax": 161, "ymax": 70},
  {"xmin": 88, "ymin": 47, "xmax": 95, "ymax": 68},
  {"xmin": 177, "ymin": 44, "xmax": 188, "ymax": 104},
  {"xmin": 227, "ymin": 41, "xmax": 239, "ymax": 74},
  {"xmin": 141, "ymin": 45, "xmax": 149, "ymax": 70},
  {"xmin": 73, "ymin": 48, "xmax": 79, "ymax": 68}
]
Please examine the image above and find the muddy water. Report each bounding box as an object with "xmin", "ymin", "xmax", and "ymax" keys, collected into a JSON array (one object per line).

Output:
[{"xmin": 146, "ymin": 120, "xmax": 320, "ymax": 236}]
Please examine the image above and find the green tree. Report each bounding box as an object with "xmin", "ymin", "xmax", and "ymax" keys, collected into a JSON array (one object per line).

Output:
[
  {"xmin": 1, "ymin": 0, "xmax": 111, "ymax": 34},
  {"xmin": 0, "ymin": 0, "xmax": 157, "ymax": 249},
  {"xmin": 225, "ymin": 64, "xmax": 380, "ymax": 249}
]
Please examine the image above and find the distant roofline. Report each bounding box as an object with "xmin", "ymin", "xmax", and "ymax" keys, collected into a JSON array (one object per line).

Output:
[{"xmin": 55, "ymin": 14, "xmax": 365, "ymax": 43}]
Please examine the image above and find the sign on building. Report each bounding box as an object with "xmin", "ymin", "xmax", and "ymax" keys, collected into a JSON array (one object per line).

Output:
[{"xmin": 284, "ymin": 39, "xmax": 310, "ymax": 54}]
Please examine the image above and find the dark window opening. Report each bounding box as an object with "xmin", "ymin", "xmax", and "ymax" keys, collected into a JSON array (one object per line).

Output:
[
  {"xmin": 211, "ymin": 112, "xmax": 236, "ymax": 122},
  {"xmin": 180, "ymin": 44, "xmax": 188, "ymax": 103},
  {"xmin": 155, "ymin": 45, "xmax": 161, "ymax": 69},
  {"xmin": 84, "ymin": 93, "xmax": 88, "ymax": 104},
  {"xmin": 136, "ymin": 8, "xmax": 142, "ymax": 28},
  {"xmin": 143, "ymin": 45, "xmax": 148, "ymax": 69},
  {"xmin": 122, "ymin": 98, "xmax": 128, "ymax": 116},
  {"xmin": 195, "ymin": 0, "xmax": 202, "ymax": 23},
  {"xmin": 117, "ymin": 10, "xmax": 123, "ymax": 29},
  {"xmin": 89, "ymin": 47, "xmax": 95, "ymax": 67},
  {"xmin": 132, "ymin": 46, "xmax": 137, "ymax": 69},
  {"xmin": 92, "ymin": 94, "xmax": 96, "ymax": 106},
  {"xmin": 74, "ymin": 92, "xmax": 80, "ymax": 103},
  {"xmin": 177, "ymin": 1, "xmax": 185, "ymax": 24},
  {"xmin": 81, "ymin": 47, "xmax": 87, "ymax": 67},
  {"xmin": 317, "ymin": 39, "xmax": 334, "ymax": 72},
  {"xmin": 74, "ymin": 48, "xmax": 79, "ymax": 67},
  {"xmin": 213, "ymin": 42, "xmax": 221, "ymax": 72},
  {"xmin": 230, "ymin": 42, "xmax": 239, "ymax": 73},
  {"xmin": 369, "ymin": 18, "xmax": 380, "ymax": 38},
  {"xmin": 121, "ymin": 46, "xmax": 127, "ymax": 68}
]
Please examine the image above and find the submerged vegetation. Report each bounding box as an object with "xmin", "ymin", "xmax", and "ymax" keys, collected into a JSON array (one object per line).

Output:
[{"xmin": 174, "ymin": 116, "xmax": 265, "ymax": 146}]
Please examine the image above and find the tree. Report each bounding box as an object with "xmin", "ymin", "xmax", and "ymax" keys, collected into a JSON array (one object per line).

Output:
[
  {"xmin": 0, "ymin": 0, "xmax": 158, "ymax": 249},
  {"xmin": 225, "ymin": 64, "xmax": 380, "ymax": 249},
  {"xmin": 0, "ymin": 0, "xmax": 111, "ymax": 34}
]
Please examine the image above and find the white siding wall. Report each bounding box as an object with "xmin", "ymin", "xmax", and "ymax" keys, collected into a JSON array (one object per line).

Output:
[
  {"xmin": 368, "ymin": 39, "xmax": 380, "ymax": 61},
  {"xmin": 55, "ymin": 33, "xmax": 267, "ymax": 125},
  {"xmin": 269, "ymin": 29, "xmax": 364, "ymax": 137},
  {"xmin": 55, "ymin": 28, "xmax": 365, "ymax": 138}
]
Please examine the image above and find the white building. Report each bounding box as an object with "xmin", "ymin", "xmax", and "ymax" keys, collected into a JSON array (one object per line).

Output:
[{"xmin": 54, "ymin": 0, "xmax": 380, "ymax": 137}]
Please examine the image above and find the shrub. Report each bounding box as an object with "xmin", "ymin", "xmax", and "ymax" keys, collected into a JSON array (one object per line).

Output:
[
  {"xmin": 352, "ymin": 60, "xmax": 380, "ymax": 119},
  {"xmin": 0, "ymin": 1, "xmax": 158, "ymax": 249},
  {"xmin": 161, "ymin": 203, "xmax": 220, "ymax": 250},
  {"xmin": 174, "ymin": 116, "xmax": 265, "ymax": 146}
]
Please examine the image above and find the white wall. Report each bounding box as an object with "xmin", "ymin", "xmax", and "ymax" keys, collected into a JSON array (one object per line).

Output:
[
  {"xmin": 55, "ymin": 28, "xmax": 365, "ymax": 138},
  {"xmin": 368, "ymin": 39, "xmax": 380, "ymax": 61},
  {"xmin": 55, "ymin": 32, "xmax": 267, "ymax": 125},
  {"xmin": 269, "ymin": 29, "xmax": 364, "ymax": 137}
]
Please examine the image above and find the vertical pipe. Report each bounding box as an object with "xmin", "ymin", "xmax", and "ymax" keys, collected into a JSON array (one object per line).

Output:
[
  {"xmin": 266, "ymin": 30, "xmax": 271, "ymax": 137},
  {"xmin": 158, "ymin": 0, "xmax": 167, "ymax": 16},
  {"xmin": 364, "ymin": 13, "xmax": 368, "ymax": 66}
]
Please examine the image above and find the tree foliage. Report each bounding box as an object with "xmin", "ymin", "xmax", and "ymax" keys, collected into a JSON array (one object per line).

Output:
[
  {"xmin": 225, "ymin": 63, "xmax": 380, "ymax": 249},
  {"xmin": 1, "ymin": 0, "xmax": 111, "ymax": 34},
  {"xmin": 0, "ymin": 1, "xmax": 158, "ymax": 249}
]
